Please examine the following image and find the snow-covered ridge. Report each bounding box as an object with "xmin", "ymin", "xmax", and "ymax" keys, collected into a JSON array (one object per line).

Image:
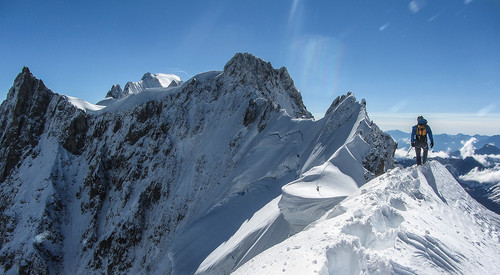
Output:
[
  {"xmin": 95, "ymin": 71, "xmax": 183, "ymax": 108},
  {"xmin": 195, "ymin": 92, "xmax": 397, "ymax": 274},
  {"xmin": 65, "ymin": 95, "xmax": 106, "ymax": 112},
  {"xmin": 234, "ymin": 161, "xmax": 500, "ymax": 274}
]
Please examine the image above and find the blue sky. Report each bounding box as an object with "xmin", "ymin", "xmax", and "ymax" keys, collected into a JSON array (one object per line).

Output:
[{"xmin": 1, "ymin": 0, "xmax": 499, "ymax": 135}]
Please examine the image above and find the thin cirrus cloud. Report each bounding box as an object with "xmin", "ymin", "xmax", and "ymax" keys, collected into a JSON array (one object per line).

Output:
[
  {"xmin": 370, "ymin": 112, "xmax": 500, "ymax": 135},
  {"xmin": 477, "ymin": 103, "xmax": 497, "ymax": 116}
]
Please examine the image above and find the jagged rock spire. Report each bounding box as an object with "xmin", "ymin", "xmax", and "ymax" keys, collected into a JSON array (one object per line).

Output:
[
  {"xmin": 0, "ymin": 67, "xmax": 55, "ymax": 181},
  {"xmin": 223, "ymin": 53, "xmax": 312, "ymax": 119},
  {"xmin": 106, "ymin": 84, "xmax": 123, "ymax": 99}
]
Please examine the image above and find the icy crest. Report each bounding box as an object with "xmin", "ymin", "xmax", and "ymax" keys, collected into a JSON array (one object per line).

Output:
[
  {"xmin": 196, "ymin": 92, "xmax": 397, "ymax": 274},
  {"xmin": 234, "ymin": 161, "xmax": 500, "ymax": 274}
]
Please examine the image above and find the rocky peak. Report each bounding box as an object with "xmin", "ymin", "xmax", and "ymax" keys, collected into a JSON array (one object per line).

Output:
[
  {"xmin": 223, "ymin": 53, "xmax": 294, "ymax": 88},
  {"xmin": 223, "ymin": 53, "xmax": 275, "ymax": 78},
  {"xmin": 325, "ymin": 92, "xmax": 354, "ymax": 116},
  {"xmin": 105, "ymin": 84, "xmax": 123, "ymax": 99},
  {"xmin": 8, "ymin": 67, "xmax": 49, "ymax": 105},
  {"xmin": 223, "ymin": 53, "xmax": 312, "ymax": 119},
  {"xmin": 3, "ymin": 66, "xmax": 56, "ymax": 119},
  {"xmin": 0, "ymin": 67, "xmax": 57, "ymax": 181}
]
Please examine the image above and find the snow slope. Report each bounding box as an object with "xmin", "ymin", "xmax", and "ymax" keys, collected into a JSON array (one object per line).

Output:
[
  {"xmin": 234, "ymin": 161, "xmax": 500, "ymax": 274},
  {"xmin": 168, "ymin": 92, "xmax": 395, "ymax": 274},
  {"xmin": 65, "ymin": 95, "xmax": 106, "ymax": 112},
  {"xmin": 195, "ymin": 94, "xmax": 397, "ymax": 274}
]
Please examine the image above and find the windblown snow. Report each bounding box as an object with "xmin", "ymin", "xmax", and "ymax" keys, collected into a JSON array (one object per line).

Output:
[
  {"xmin": 65, "ymin": 95, "xmax": 106, "ymax": 112},
  {"xmin": 232, "ymin": 161, "xmax": 500, "ymax": 274}
]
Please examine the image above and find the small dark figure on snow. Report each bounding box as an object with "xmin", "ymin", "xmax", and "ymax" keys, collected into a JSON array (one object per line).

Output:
[{"xmin": 411, "ymin": 116, "xmax": 434, "ymax": 165}]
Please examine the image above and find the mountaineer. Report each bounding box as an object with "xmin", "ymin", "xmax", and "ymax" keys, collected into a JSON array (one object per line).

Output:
[{"xmin": 411, "ymin": 116, "xmax": 434, "ymax": 165}]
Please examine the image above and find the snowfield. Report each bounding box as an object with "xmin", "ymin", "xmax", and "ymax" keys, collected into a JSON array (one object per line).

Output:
[
  {"xmin": 65, "ymin": 95, "xmax": 106, "ymax": 112},
  {"xmin": 233, "ymin": 161, "xmax": 500, "ymax": 274}
]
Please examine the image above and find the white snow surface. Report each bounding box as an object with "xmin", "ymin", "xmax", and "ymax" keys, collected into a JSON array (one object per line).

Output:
[
  {"xmin": 153, "ymin": 73, "xmax": 182, "ymax": 87},
  {"xmin": 65, "ymin": 95, "xmax": 106, "ymax": 112},
  {"xmin": 122, "ymin": 72, "xmax": 182, "ymax": 95},
  {"xmin": 65, "ymin": 73, "xmax": 182, "ymax": 112},
  {"xmin": 232, "ymin": 161, "xmax": 500, "ymax": 274}
]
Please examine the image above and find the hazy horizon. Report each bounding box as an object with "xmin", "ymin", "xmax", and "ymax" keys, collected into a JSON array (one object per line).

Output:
[{"xmin": 1, "ymin": 0, "xmax": 498, "ymax": 135}]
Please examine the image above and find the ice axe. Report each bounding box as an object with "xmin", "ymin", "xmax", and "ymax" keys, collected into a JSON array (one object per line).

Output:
[{"xmin": 406, "ymin": 146, "xmax": 413, "ymax": 157}]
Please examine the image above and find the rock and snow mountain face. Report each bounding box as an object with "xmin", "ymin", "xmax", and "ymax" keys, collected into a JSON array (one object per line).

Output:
[
  {"xmin": 0, "ymin": 53, "xmax": 397, "ymax": 274},
  {"xmin": 120, "ymin": 72, "xmax": 182, "ymax": 96},
  {"xmin": 99, "ymin": 72, "xmax": 182, "ymax": 105},
  {"xmin": 234, "ymin": 161, "xmax": 500, "ymax": 274}
]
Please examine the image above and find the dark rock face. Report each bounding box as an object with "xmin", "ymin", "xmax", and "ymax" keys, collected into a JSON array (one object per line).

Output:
[
  {"xmin": 63, "ymin": 113, "xmax": 88, "ymax": 155},
  {"xmin": 224, "ymin": 53, "xmax": 312, "ymax": 120},
  {"xmin": 105, "ymin": 84, "xmax": 123, "ymax": 99},
  {"xmin": 0, "ymin": 67, "xmax": 54, "ymax": 181}
]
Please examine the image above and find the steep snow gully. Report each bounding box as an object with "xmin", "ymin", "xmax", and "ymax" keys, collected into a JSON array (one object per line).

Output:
[{"xmin": 0, "ymin": 53, "xmax": 498, "ymax": 274}]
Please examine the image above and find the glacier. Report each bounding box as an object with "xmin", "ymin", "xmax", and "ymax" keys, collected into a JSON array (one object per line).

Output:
[{"xmin": 0, "ymin": 53, "xmax": 497, "ymax": 274}]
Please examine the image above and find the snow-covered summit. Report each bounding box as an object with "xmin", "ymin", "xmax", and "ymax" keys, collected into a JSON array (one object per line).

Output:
[
  {"xmin": 65, "ymin": 95, "xmax": 106, "ymax": 112},
  {"xmin": 124, "ymin": 72, "xmax": 182, "ymax": 95},
  {"xmin": 103, "ymin": 72, "xmax": 182, "ymax": 101}
]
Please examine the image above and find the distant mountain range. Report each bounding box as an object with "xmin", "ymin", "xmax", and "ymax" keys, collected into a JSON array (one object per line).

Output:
[{"xmin": 387, "ymin": 129, "xmax": 500, "ymax": 153}]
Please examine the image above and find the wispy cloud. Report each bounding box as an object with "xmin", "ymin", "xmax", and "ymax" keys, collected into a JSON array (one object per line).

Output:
[
  {"xmin": 379, "ymin": 23, "xmax": 390, "ymax": 32},
  {"xmin": 287, "ymin": 35, "xmax": 343, "ymax": 100},
  {"xmin": 459, "ymin": 167, "xmax": 500, "ymax": 184},
  {"xmin": 409, "ymin": 0, "xmax": 426, "ymax": 13},
  {"xmin": 289, "ymin": 0, "xmax": 301, "ymax": 24},
  {"xmin": 428, "ymin": 14, "xmax": 440, "ymax": 23},
  {"xmin": 389, "ymin": 100, "xmax": 408, "ymax": 112},
  {"xmin": 478, "ymin": 103, "xmax": 496, "ymax": 116},
  {"xmin": 164, "ymin": 68, "xmax": 190, "ymax": 79}
]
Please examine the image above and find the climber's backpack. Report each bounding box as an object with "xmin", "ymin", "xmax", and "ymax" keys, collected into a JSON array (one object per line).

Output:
[{"xmin": 416, "ymin": 124, "xmax": 427, "ymax": 141}]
